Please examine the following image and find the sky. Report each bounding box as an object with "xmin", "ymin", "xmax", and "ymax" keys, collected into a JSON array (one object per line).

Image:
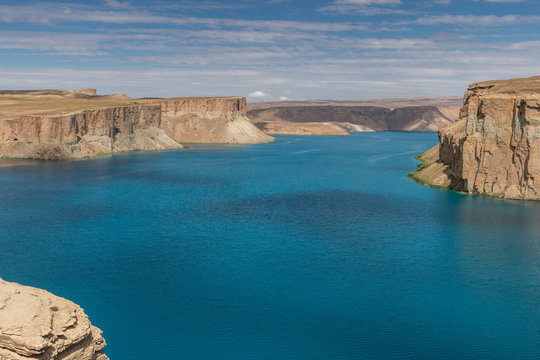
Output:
[{"xmin": 1, "ymin": 0, "xmax": 540, "ymax": 100}]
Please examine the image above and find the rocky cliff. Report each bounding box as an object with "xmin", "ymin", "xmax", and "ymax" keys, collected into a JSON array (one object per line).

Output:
[
  {"xmin": 0, "ymin": 105, "xmax": 181, "ymax": 159},
  {"xmin": 147, "ymin": 97, "xmax": 273, "ymax": 144},
  {"xmin": 0, "ymin": 278, "xmax": 108, "ymax": 360},
  {"xmin": 411, "ymin": 75, "xmax": 540, "ymax": 200},
  {"xmin": 0, "ymin": 91, "xmax": 272, "ymax": 160}
]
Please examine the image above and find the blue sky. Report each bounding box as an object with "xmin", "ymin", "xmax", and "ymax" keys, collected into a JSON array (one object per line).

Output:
[{"xmin": 1, "ymin": 0, "xmax": 539, "ymax": 100}]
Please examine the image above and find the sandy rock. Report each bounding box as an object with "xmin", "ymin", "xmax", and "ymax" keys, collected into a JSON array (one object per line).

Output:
[
  {"xmin": 0, "ymin": 91, "xmax": 274, "ymax": 159},
  {"xmin": 149, "ymin": 97, "xmax": 274, "ymax": 144},
  {"xmin": 412, "ymin": 75, "xmax": 540, "ymax": 200},
  {"xmin": 0, "ymin": 278, "xmax": 108, "ymax": 360},
  {"xmin": 0, "ymin": 105, "xmax": 182, "ymax": 159}
]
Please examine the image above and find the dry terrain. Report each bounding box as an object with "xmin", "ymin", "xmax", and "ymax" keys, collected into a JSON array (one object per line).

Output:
[
  {"xmin": 247, "ymin": 96, "xmax": 462, "ymax": 111},
  {"xmin": 248, "ymin": 98, "xmax": 461, "ymax": 135},
  {"xmin": 0, "ymin": 277, "xmax": 108, "ymax": 360},
  {"xmin": 0, "ymin": 89, "xmax": 272, "ymax": 159}
]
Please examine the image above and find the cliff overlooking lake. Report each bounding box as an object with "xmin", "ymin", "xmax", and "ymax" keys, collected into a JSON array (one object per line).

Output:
[
  {"xmin": 411, "ymin": 75, "xmax": 540, "ymax": 200},
  {"xmin": 0, "ymin": 90, "xmax": 272, "ymax": 159},
  {"xmin": 3, "ymin": 133, "xmax": 540, "ymax": 359}
]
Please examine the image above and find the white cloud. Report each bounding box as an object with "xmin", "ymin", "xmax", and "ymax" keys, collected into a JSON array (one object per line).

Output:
[
  {"xmin": 0, "ymin": 4, "xmax": 367, "ymax": 32},
  {"xmin": 279, "ymin": 96, "xmax": 289, "ymax": 101},
  {"xmin": 318, "ymin": 0, "xmax": 409, "ymax": 15},
  {"xmin": 248, "ymin": 91, "xmax": 271, "ymax": 98},
  {"xmin": 1, "ymin": 38, "xmax": 540, "ymax": 100},
  {"xmin": 0, "ymin": 0, "xmax": 538, "ymax": 101}
]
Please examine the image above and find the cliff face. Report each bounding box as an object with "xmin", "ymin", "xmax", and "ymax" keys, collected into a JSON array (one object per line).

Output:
[
  {"xmin": 0, "ymin": 278, "xmax": 108, "ymax": 360},
  {"xmin": 412, "ymin": 75, "xmax": 540, "ymax": 200},
  {"xmin": 152, "ymin": 97, "xmax": 273, "ymax": 144},
  {"xmin": 0, "ymin": 105, "xmax": 181, "ymax": 159},
  {"xmin": 0, "ymin": 91, "xmax": 272, "ymax": 160}
]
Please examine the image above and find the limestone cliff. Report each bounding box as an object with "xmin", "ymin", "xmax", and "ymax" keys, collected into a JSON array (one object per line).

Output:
[
  {"xmin": 0, "ymin": 278, "xmax": 108, "ymax": 360},
  {"xmin": 412, "ymin": 75, "xmax": 540, "ymax": 200},
  {"xmin": 0, "ymin": 91, "xmax": 272, "ymax": 159},
  {"xmin": 147, "ymin": 97, "xmax": 273, "ymax": 144},
  {"xmin": 0, "ymin": 105, "xmax": 181, "ymax": 159}
]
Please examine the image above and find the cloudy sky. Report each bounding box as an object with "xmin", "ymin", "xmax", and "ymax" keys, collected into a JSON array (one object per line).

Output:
[{"xmin": 1, "ymin": 0, "xmax": 539, "ymax": 100}]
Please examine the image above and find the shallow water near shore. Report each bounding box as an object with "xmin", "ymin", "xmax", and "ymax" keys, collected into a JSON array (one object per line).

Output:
[{"xmin": 1, "ymin": 132, "xmax": 540, "ymax": 360}]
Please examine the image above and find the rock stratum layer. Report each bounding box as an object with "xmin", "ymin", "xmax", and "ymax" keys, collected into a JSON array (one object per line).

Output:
[
  {"xmin": 150, "ymin": 97, "xmax": 272, "ymax": 144},
  {"xmin": 248, "ymin": 100, "xmax": 460, "ymax": 135},
  {"xmin": 0, "ymin": 90, "xmax": 272, "ymax": 159},
  {"xmin": 412, "ymin": 75, "xmax": 540, "ymax": 200},
  {"xmin": 0, "ymin": 278, "xmax": 108, "ymax": 360}
]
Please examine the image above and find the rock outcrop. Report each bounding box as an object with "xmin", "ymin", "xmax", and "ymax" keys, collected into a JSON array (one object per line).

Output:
[
  {"xmin": 0, "ymin": 278, "xmax": 108, "ymax": 360},
  {"xmin": 411, "ymin": 75, "xmax": 540, "ymax": 200},
  {"xmin": 0, "ymin": 105, "xmax": 181, "ymax": 159},
  {"xmin": 0, "ymin": 91, "xmax": 272, "ymax": 160},
  {"xmin": 147, "ymin": 97, "xmax": 273, "ymax": 144}
]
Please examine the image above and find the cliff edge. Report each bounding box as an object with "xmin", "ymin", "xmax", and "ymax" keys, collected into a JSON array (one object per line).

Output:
[
  {"xmin": 0, "ymin": 91, "xmax": 272, "ymax": 159},
  {"xmin": 146, "ymin": 97, "xmax": 273, "ymax": 144},
  {"xmin": 411, "ymin": 75, "xmax": 540, "ymax": 200},
  {"xmin": 0, "ymin": 278, "xmax": 108, "ymax": 360}
]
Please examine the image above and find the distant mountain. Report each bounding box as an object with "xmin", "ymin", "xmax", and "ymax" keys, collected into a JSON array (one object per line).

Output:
[{"xmin": 247, "ymin": 97, "xmax": 462, "ymax": 135}]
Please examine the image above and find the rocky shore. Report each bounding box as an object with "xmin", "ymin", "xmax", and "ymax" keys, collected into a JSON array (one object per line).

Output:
[{"xmin": 411, "ymin": 75, "xmax": 540, "ymax": 200}]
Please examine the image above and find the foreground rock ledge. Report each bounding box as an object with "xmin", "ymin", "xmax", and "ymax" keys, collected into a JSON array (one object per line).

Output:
[
  {"xmin": 0, "ymin": 278, "xmax": 108, "ymax": 360},
  {"xmin": 412, "ymin": 75, "xmax": 540, "ymax": 200}
]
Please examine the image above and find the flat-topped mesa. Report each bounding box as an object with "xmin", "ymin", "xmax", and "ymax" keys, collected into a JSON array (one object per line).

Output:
[
  {"xmin": 412, "ymin": 75, "xmax": 540, "ymax": 200},
  {"xmin": 144, "ymin": 97, "xmax": 273, "ymax": 144},
  {"xmin": 0, "ymin": 278, "xmax": 108, "ymax": 360},
  {"xmin": 247, "ymin": 102, "xmax": 460, "ymax": 135},
  {"xmin": 0, "ymin": 91, "xmax": 273, "ymax": 159}
]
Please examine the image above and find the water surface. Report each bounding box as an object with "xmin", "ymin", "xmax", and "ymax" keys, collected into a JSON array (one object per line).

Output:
[{"xmin": 1, "ymin": 132, "xmax": 540, "ymax": 359}]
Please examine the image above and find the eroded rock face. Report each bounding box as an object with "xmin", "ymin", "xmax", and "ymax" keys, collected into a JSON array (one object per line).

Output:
[
  {"xmin": 150, "ymin": 97, "xmax": 274, "ymax": 144},
  {"xmin": 0, "ymin": 91, "xmax": 273, "ymax": 159},
  {"xmin": 0, "ymin": 105, "xmax": 181, "ymax": 159},
  {"xmin": 0, "ymin": 278, "xmax": 108, "ymax": 360},
  {"xmin": 412, "ymin": 75, "xmax": 540, "ymax": 200}
]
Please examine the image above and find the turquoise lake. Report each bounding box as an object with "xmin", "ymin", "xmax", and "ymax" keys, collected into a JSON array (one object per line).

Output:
[{"xmin": 1, "ymin": 132, "xmax": 540, "ymax": 359}]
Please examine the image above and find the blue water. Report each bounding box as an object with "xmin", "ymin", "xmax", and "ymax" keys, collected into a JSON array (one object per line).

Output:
[{"xmin": 1, "ymin": 132, "xmax": 540, "ymax": 360}]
